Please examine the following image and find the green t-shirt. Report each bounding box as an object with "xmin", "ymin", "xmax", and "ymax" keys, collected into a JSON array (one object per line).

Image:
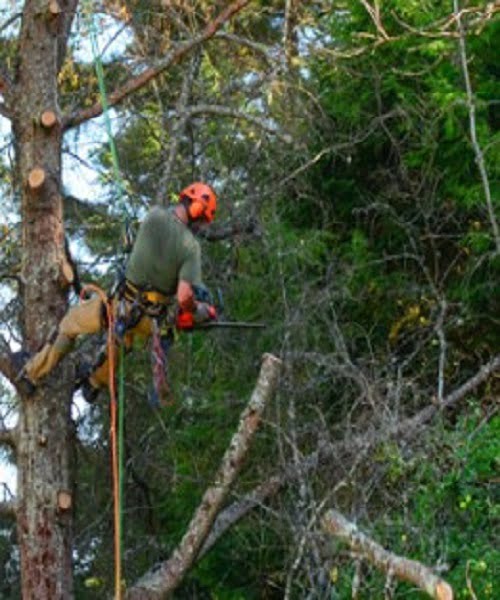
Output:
[{"xmin": 125, "ymin": 206, "xmax": 202, "ymax": 295}]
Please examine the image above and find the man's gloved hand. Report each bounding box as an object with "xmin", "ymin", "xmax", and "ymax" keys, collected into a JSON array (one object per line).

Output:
[
  {"xmin": 176, "ymin": 310, "xmax": 194, "ymax": 330},
  {"xmin": 194, "ymin": 302, "xmax": 217, "ymax": 323},
  {"xmin": 176, "ymin": 303, "xmax": 217, "ymax": 330}
]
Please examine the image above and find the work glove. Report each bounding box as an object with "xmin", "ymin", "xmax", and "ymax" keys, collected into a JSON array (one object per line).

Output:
[{"xmin": 175, "ymin": 310, "xmax": 194, "ymax": 330}]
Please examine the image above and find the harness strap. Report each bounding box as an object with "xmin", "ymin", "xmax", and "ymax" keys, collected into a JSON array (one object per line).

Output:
[
  {"xmin": 150, "ymin": 320, "xmax": 174, "ymax": 407},
  {"xmin": 123, "ymin": 279, "xmax": 170, "ymax": 304},
  {"xmin": 121, "ymin": 279, "xmax": 172, "ymax": 318}
]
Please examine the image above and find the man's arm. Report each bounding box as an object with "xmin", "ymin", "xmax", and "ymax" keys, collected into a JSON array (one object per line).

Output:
[
  {"xmin": 177, "ymin": 279, "xmax": 196, "ymax": 312},
  {"xmin": 176, "ymin": 280, "xmax": 216, "ymax": 329}
]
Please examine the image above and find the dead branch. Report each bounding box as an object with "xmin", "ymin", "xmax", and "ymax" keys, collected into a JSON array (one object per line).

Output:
[
  {"xmin": 200, "ymin": 217, "xmax": 261, "ymax": 242},
  {"xmin": 453, "ymin": 0, "xmax": 500, "ymax": 253},
  {"xmin": 359, "ymin": 0, "xmax": 391, "ymax": 41},
  {"xmin": 156, "ymin": 52, "xmax": 201, "ymax": 206},
  {"xmin": 322, "ymin": 509, "xmax": 453, "ymax": 599},
  {"xmin": 0, "ymin": 500, "xmax": 16, "ymax": 518},
  {"xmin": 125, "ymin": 353, "xmax": 282, "ymax": 599},
  {"xmin": 0, "ymin": 425, "xmax": 17, "ymax": 450},
  {"xmin": 215, "ymin": 32, "xmax": 274, "ymax": 63},
  {"xmin": 283, "ymin": 0, "xmax": 299, "ymax": 64},
  {"xmin": 63, "ymin": 0, "xmax": 252, "ymax": 130},
  {"xmin": 175, "ymin": 104, "xmax": 293, "ymax": 143},
  {"xmin": 0, "ymin": 335, "xmax": 16, "ymax": 384},
  {"xmin": 197, "ymin": 354, "xmax": 500, "ymax": 550},
  {"xmin": 0, "ymin": 68, "xmax": 9, "ymax": 93},
  {"xmin": 199, "ymin": 475, "xmax": 282, "ymax": 558}
]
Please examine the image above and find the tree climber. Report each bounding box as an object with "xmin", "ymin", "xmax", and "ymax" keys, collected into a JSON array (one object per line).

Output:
[{"xmin": 18, "ymin": 182, "xmax": 218, "ymax": 402}]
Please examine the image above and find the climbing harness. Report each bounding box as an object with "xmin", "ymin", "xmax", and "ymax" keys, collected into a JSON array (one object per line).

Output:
[
  {"xmin": 150, "ymin": 320, "xmax": 175, "ymax": 407},
  {"xmin": 121, "ymin": 279, "xmax": 172, "ymax": 318}
]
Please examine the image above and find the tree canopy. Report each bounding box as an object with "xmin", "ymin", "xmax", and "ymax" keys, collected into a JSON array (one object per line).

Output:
[{"xmin": 0, "ymin": 1, "xmax": 498, "ymax": 598}]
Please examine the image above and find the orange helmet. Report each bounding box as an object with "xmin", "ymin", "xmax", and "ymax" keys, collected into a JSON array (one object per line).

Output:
[{"xmin": 179, "ymin": 182, "xmax": 217, "ymax": 224}]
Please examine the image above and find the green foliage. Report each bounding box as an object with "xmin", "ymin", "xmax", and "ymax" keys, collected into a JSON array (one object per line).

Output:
[
  {"xmin": 406, "ymin": 412, "xmax": 499, "ymax": 598},
  {"xmin": 331, "ymin": 412, "xmax": 499, "ymax": 598},
  {"xmin": 6, "ymin": 0, "xmax": 498, "ymax": 596}
]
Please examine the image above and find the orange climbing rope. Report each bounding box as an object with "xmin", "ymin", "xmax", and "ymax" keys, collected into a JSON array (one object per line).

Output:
[{"xmin": 80, "ymin": 284, "xmax": 122, "ymax": 599}]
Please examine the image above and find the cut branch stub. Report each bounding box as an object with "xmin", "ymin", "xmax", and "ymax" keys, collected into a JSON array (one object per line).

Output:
[
  {"xmin": 48, "ymin": 1, "xmax": 62, "ymax": 16},
  {"xmin": 57, "ymin": 490, "xmax": 72, "ymax": 512},
  {"xmin": 40, "ymin": 109, "xmax": 58, "ymax": 129},
  {"xmin": 60, "ymin": 258, "xmax": 75, "ymax": 289},
  {"xmin": 322, "ymin": 510, "xmax": 454, "ymax": 600},
  {"xmin": 28, "ymin": 167, "xmax": 46, "ymax": 191}
]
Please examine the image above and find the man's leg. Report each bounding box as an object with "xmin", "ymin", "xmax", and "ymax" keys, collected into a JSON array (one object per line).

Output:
[
  {"xmin": 87, "ymin": 311, "xmax": 153, "ymax": 390},
  {"xmin": 25, "ymin": 296, "xmax": 104, "ymax": 384}
]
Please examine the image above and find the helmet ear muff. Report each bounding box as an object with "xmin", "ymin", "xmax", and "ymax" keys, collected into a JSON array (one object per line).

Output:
[{"xmin": 188, "ymin": 201, "xmax": 205, "ymax": 220}]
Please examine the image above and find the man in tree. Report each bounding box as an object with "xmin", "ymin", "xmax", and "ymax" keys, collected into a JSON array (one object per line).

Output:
[{"xmin": 18, "ymin": 182, "xmax": 218, "ymax": 401}]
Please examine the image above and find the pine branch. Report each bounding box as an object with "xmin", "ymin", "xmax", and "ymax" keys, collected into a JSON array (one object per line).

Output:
[
  {"xmin": 63, "ymin": 0, "xmax": 253, "ymax": 130},
  {"xmin": 126, "ymin": 353, "xmax": 281, "ymax": 599},
  {"xmin": 322, "ymin": 509, "xmax": 453, "ymax": 600}
]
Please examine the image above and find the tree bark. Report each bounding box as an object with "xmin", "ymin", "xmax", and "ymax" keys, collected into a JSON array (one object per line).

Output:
[
  {"xmin": 322, "ymin": 509, "xmax": 453, "ymax": 600},
  {"xmin": 126, "ymin": 353, "xmax": 282, "ymax": 599},
  {"xmin": 9, "ymin": 1, "xmax": 77, "ymax": 597}
]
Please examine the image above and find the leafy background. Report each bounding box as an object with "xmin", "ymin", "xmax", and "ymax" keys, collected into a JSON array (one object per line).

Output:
[{"xmin": 0, "ymin": 1, "xmax": 498, "ymax": 598}]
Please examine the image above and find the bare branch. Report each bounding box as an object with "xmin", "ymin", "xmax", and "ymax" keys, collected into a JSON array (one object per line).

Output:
[
  {"xmin": 435, "ymin": 299, "xmax": 447, "ymax": 404},
  {"xmin": 440, "ymin": 3, "xmax": 500, "ymax": 33},
  {"xmin": 215, "ymin": 32, "xmax": 275, "ymax": 63},
  {"xmin": 199, "ymin": 475, "xmax": 282, "ymax": 558},
  {"xmin": 0, "ymin": 102, "xmax": 10, "ymax": 118},
  {"xmin": 283, "ymin": 0, "xmax": 299, "ymax": 64},
  {"xmin": 200, "ymin": 217, "xmax": 261, "ymax": 242},
  {"xmin": 0, "ymin": 66, "xmax": 12, "ymax": 103},
  {"xmin": 322, "ymin": 509, "xmax": 453, "ymax": 600},
  {"xmin": 453, "ymin": 0, "xmax": 500, "ymax": 253},
  {"xmin": 0, "ymin": 425, "xmax": 17, "ymax": 449},
  {"xmin": 63, "ymin": 0, "xmax": 252, "ymax": 130},
  {"xmin": 0, "ymin": 335, "xmax": 16, "ymax": 384},
  {"xmin": 0, "ymin": 12, "xmax": 21, "ymax": 35},
  {"xmin": 178, "ymin": 104, "xmax": 293, "ymax": 143},
  {"xmin": 0, "ymin": 482, "xmax": 16, "ymax": 519},
  {"xmin": 156, "ymin": 52, "xmax": 201, "ymax": 206},
  {"xmin": 198, "ymin": 354, "xmax": 500, "ymax": 548},
  {"xmin": 0, "ymin": 500, "xmax": 16, "ymax": 518},
  {"xmin": 359, "ymin": 0, "xmax": 391, "ymax": 41},
  {"xmin": 126, "ymin": 353, "xmax": 282, "ymax": 599}
]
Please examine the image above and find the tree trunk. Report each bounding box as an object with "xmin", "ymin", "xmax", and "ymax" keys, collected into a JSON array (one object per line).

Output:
[{"xmin": 10, "ymin": 1, "xmax": 77, "ymax": 597}]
